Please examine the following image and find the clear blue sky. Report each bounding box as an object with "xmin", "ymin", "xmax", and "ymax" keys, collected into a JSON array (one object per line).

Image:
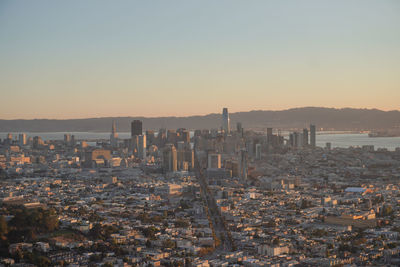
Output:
[{"xmin": 1, "ymin": 0, "xmax": 399, "ymax": 119}]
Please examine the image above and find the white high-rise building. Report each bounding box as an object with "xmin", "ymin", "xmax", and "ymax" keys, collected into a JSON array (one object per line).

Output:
[{"xmin": 222, "ymin": 107, "xmax": 230, "ymax": 134}]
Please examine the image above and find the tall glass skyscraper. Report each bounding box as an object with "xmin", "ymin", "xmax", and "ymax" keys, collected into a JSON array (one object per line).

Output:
[
  {"xmin": 222, "ymin": 108, "xmax": 230, "ymax": 134},
  {"xmin": 131, "ymin": 120, "xmax": 142, "ymax": 137}
]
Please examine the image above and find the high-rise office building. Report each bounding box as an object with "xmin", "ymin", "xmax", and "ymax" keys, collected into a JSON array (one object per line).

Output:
[
  {"xmin": 310, "ymin": 124, "xmax": 316, "ymax": 148},
  {"xmin": 289, "ymin": 132, "xmax": 304, "ymax": 148},
  {"xmin": 236, "ymin": 122, "xmax": 242, "ymax": 133},
  {"xmin": 208, "ymin": 153, "xmax": 221, "ymax": 169},
  {"xmin": 245, "ymin": 140, "xmax": 254, "ymax": 157},
  {"xmin": 84, "ymin": 148, "xmax": 111, "ymax": 168},
  {"xmin": 111, "ymin": 120, "xmax": 116, "ymax": 134},
  {"xmin": 131, "ymin": 135, "xmax": 139, "ymax": 155},
  {"xmin": 293, "ymin": 132, "xmax": 300, "ymax": 147},
  {"xmin": 289, "ymin": 133, "xmax": 294, "ymax": 147},
  {"xmin": 19, "ymin": 133, "xmax": 27, "ymax": 146},
  {"xmin": 185, "ymin": 149, "xmax": 195, "ymax": 170},
  {"xmin": 222, "ymin": 108, "xmax": 230, "ymax": 134},
  {"xmin": 167, "ymin": 130, "xmax": 178, "ymax": 144},
  {"xmin": 131, "ymin": 120, "xmax": 142, "ymax": 137},
  {"xmin": 64, "ymin": 134, "xmax": 71, "ymax": 145},
  {"xmin": 110, "ymin": 120, "xmax": 118, "ymax": 148},
  {"xmin": 138, "ymin": 135, "xmax": 146, "ymax": 159},
  {"xmin": 33, "ymin": 136, "xmax": 44, "ymax": 149},
  {"xmin": 194, "ymin": 129, "xmax": 202, "ymax": 137},
  {"xmin": 177, "ymin": 148, "xmax": 185, "ymax": 169},
  {"xmin": 158, "ymin": 128, "xmax": 167, "ymax": 147},
  {"xmin": 71, "ymin": 135, "xmax": 75, "ymax": 146},
  {"xmin": 303, "ymin": 128, "xmax": 309, "ymax": 147},
  {"xmin": 5, "ymin": 133, "xmax": 13, "ymax": 145},
  {"xmin": 298, "ymin": 133, "xmax": 304, "ymax": 147},
  {"xmin": 146, "ymin": 130, "xmax": 155, "ymax": 146},
  {"xmin": 162, "ymin": 144, "xmax": 177, "ymax": 173},
  {"xmin": 240, "ymin": 149, "xmax": 248, "ymax": 180},
  {"xmin": 255, "ymin": 143, "xmax": 262, "ymax": 160},
  {"xmin": 267, "ymin": 128, "xmax": 273, "ymax": 145},
  {"xmin": 180, "ymin": 129, "xmax": 190, "ymax": 144},
  {"xmin": 210, "ymin": 129, "xmax": 218, "ymax": 138},
  {"xmin": 177, "ymin": 140, "xmax": 194, "ymax": 171},
  {"xmin": 236, "ymin": 122, "xmax": 243, "ymax": 137},
  {"xmin": 176, "ymin": 141, "xmax": 185, "ymax": 150}
]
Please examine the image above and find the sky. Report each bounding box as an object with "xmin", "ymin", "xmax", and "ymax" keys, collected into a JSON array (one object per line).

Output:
[{"xmin": 0, "ymin": 0, "xmax": 399, "ymax": 119}]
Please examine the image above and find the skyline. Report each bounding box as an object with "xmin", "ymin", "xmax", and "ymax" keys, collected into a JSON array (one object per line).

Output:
[
  {"xmin": 1, "ymin": 107, "xmax": 400, "ymax": 135},
  {"xmin": 1, "ymin": 0, "xmax": 400, "ymax": 119},
  {"xmin": 1, "ymin": 106, "xmax": 400, "ymax": 121}
]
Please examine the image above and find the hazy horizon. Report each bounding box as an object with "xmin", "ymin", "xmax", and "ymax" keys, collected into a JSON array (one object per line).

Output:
[{"xmin": 0, "ymin": 106, "xmax": 399, "ymax": 121}]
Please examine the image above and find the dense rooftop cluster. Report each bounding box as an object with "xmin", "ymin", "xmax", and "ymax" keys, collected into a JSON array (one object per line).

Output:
[{"xmin": 1, "ymin": 118, "xmax": 400, "ymax": 266}]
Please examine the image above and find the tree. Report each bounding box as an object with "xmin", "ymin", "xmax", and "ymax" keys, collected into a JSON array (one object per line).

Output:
[
  {"xmin": 89, "ymin": 254, "xmax": 102, "ymax": 262},
  {"xmin": 184, "ymin": 257, "xmax": 192, "ymax": 267},
  {"xmin": 272, "ymin": 237, "xmax": 280, "ymax": 246},
  {"xmin": 198, "ymin": 247, "xmax": 214, "ymax": 257},
  {"xmin": 89, "ymin": 224, "xmax": 104, "ymax": 240},
  {"xmin": 137, "ymin": 212, "xmax": 151, "ymax": 223},
  {"xmin": 145, "ymin": 240, "xmax": 152, "ymax": 248},
  {"xmin": 35, "ymin": 255, "xmax": 51, "ymax": 267},
  {"xmin": 142, "ymin": 226, "xmax": 159, "ymax": 240},
  {"xmin": 0, "ymin": 216, "xmax": 8, "ymax": 237},
  {"xmin": 382, "ymin": 205, "xmax": 393, "ymax": 216},
  {"xmin": 8, "ymin": 208, "xmax": 58, "ymax": 235},
  {"xmin": 41, "ymin": 209, "xmax": 58, "ymax": 232},
  {"xmin": 312, "ymin": 229, "xmax": 328, "ymax": 238},
  {"xmin": 300, "ymin": 199, "xmax": 314, "ymax": 209},
  {"xmin": 162, "ymin": 239, "xmax": 176, "ymax": 249},
  {"xmin": 175, "ymin": 219, "xmax": 189, "ymax": 228}
]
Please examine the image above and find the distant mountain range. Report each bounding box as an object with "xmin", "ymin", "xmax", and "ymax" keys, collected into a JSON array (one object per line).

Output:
[{"xmin": 0, "ymin": 107, "xmax": 399, "ymax": 132}]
